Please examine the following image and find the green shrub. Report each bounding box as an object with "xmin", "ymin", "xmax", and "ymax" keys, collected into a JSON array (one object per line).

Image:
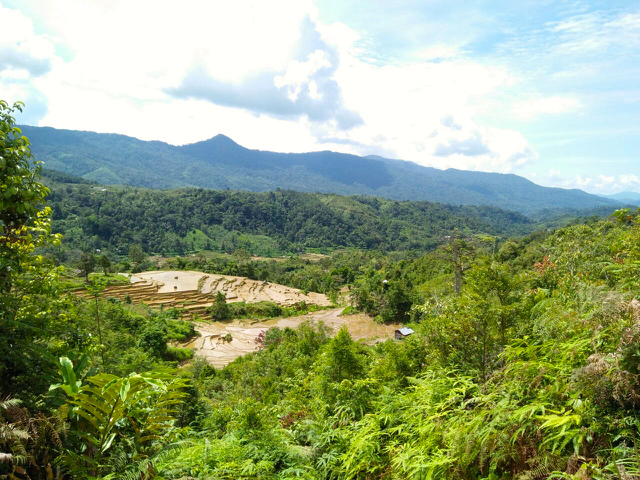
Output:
[
  {"xmin": 165, "ymin": 346, "xmax": 194, "ymax": 361},
  {"xmin": 341, "ymin": 305, "xmax": 358, "ymax": 315},
  {"xmin": 225, "ymin": 300, "xmax": 322, "ymax": 320},
  {"xmin": 138, "ymin": 323, "xmax": 168, "ymax": 357},
  {"xmin": 166, "ymin": 319, "xmax": 197, "ymax": 341},
  {"xmin": 208, "ymin": 291, "xmax": 230, "ymax": 320}
]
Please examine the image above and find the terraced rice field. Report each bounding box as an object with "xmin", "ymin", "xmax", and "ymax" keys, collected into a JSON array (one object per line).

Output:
[
  {"xmin": 71, "ymin": 270, "xmax": 331, "ymax": 320},
  {"xmin": 72, "ymin": 270, "xmax": 398, "ymax": 367}
]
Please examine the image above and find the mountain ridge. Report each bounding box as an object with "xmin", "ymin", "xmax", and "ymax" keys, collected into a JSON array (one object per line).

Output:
[
  {"xmin": 600, "ymin": 191, "xmax": 640, "ymax": 205},
  {"xmin": 20, "ymin": 124, "xmax": 621, "ymax": 214}
]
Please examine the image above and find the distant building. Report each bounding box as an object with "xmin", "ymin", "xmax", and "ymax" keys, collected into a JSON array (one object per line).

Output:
[{"xmin": 394, "ymin": 327, "xmax": 414, "ymax": 340}]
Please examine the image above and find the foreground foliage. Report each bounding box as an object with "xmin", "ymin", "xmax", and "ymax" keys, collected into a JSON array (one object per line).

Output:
[
  {"xmin": 54, "ymin": 360, "xmax": 189, "ymax": 479},
  {"xmin": 2, "ymin": 102, "xmax": 191, "ymax": 479},
  {"xmin": 155, "ymin": 209, "xmax": 640, "ymax": 479}
]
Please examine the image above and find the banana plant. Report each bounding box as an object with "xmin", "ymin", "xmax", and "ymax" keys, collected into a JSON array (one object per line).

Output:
[{"xmin": 54, "ymin": 357, "xmax": 188, "ymax": 479}]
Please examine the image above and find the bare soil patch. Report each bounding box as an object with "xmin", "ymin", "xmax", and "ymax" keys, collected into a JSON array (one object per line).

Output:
[
  {"xmin": 131, "ymin": 270, "xmax": 332, "ymax": 306},
  {"xmin": 72, "ymin": 270, "xmax": 331, "ymax": 320},
  {"xmin": 188, "ymin": 308, "xmax": 400, "ymax": 368}
]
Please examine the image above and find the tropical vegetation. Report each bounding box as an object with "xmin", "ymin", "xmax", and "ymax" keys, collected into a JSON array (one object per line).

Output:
[{"xmin": 3, "ymin": 100, "xmax": 640, "ymax": 479}]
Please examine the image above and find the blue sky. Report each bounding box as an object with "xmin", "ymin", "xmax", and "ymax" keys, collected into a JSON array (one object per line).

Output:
[{"xmin": 0, "ymin": 0, "xmax": 638, "ymax": 193}]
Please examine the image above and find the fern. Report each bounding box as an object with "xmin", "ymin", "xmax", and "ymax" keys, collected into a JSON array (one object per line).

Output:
[{"xmin": 55, "ymin": 358, "xmax": 188, "ymax": 479}]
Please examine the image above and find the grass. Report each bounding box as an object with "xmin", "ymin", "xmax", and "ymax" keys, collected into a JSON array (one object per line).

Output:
[
  {"xmin": 59, "ymin": 271, "xmax": 130, "ymax": 291},
  {"xmin": 209, "ymin": 300, "xmax": 330, "ymax": 321},
  {"xmin": 166, "ymin": 319, "xmax": 198, "ymax": 341},
  {"xmin": 340, "ymin": 305, "xmax": 359, "ymax": 315},
  {"xmin": 164, "ymin": 346, "xmax": 194, "ymax": 361}
]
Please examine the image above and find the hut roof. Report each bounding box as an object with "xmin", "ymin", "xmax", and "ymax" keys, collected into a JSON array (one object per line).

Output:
[{"xmin": 396, "ymin": 327, "xmax": 414, "ymax": 336}]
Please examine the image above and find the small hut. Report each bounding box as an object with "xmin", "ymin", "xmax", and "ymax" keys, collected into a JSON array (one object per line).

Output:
[{"xmin": 394, "ymin": 327, "xmax": 414, "ymax": 340}]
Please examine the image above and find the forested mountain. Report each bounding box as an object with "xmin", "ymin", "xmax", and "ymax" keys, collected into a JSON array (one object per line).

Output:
[
  {"xmin": 23, "ymin": 125, "xmax": 620, "ymax": 214},
  {"xmin": 43, "ymin": 171, "xmax": 533, "ymax": 256},
  {"xmin": 601, "ymin": 191, "xmax": 640, "ymax": 205}
]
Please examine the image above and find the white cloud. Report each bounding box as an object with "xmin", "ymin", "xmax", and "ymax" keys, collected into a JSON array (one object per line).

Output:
[
  {"xmin": 318, "ymin": 42, "xmax": 535, "ymax": 171},
  {"xmin": 619, "ymin": 173, "xmax": 640, "ymax": 190},
  {"xmin": 499, "ymin": 10, "xmax": 640, "ymax": 63},
  {"xmin": 575, "ymin": 174, "xmax": 592, "ymax": 186},
  {"xmin": 513, "ymin": 96, "xmax": 582, "ymax": 121},
  {"xmin": 274, "ymin": 50, "xmax": 332, "ymax": 100},
  {"xmin": 548, "ymin": 12, "xmax": 640, "ymax": 55},
  {"xmin": 0, "ymin": 4, "xmax": 55, "ymax": 76},
  {"xmin": 0, "ymin": 68, "xmax": 30, "ymax": 80},
  {"xmin": 413, "ymin": 44, "xmax": 462, "ymax": 61},
  {"xmin": 598, "ymin": 174, "xmax": 615, "ymax": 184},
  {"xmin": 167, "ymin": 16, "xmax": 362, "ymax": 129},
  {"xmin": 2, "ymin": 0, "xmax": 541, "ymax": 174},
  {"xmin": 425, "ymin": 123, "xmax": 535, "ymax": 171},
  {"xmin": 534, "ymin": 171, "xmax": 640, "ymax": 195},
  {"xmin": 0, "ymin": 3, "xmax": 56, "ymax": 122}
]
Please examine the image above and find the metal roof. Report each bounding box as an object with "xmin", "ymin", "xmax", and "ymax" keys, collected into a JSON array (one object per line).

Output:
[{"xmin": 397, "ymin": 328, "xmax": 414, "ymax": 336}]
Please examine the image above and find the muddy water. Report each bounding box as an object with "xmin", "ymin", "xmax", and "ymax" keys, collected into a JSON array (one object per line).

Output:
[{"xmin": 186, "ymin": 308, "xmax": 400, "ymax": 368}]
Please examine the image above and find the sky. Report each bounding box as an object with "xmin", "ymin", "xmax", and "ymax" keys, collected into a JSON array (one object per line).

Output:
[{"xmin": 0, "ymin": 0, "xmax": 638, "ymax": 195}]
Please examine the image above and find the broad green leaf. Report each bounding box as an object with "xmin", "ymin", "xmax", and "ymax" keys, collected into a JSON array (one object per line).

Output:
[
  {"xmin": 101, "ymin": 432, "xmax": 117, "ymax": 453},
  {"xmin": 59, "ymin": 356, "xmax": 78, "ymax": 394},
  {"xmin": 119, "ymin": 378, "xmax": 130, "ymax": 403}
]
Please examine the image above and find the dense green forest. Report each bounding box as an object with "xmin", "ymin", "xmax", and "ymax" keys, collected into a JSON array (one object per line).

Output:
[
  {"xmin": 41, "ymin": 170, "xmax": 534, "ymax": 257},
  {"xmin": 4, "ymin": 101, "xmax": 640, "ymax": 479},
  {"xmin": 22, "ymin": 125, "xmax": 621, "ymax": 213}
]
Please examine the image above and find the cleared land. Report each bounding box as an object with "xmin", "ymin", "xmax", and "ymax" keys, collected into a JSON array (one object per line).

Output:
[
  {"xmin": 72, "ymin": 270, "xmax": 400, "ymax": 367},
  {"xmin": 187, "ymin": 308, "xmax": 400, "ymax": 368},
  {"xmin": 73, "ymin": 270, "xmax": 331, "ymax": 319},
  {"xmin": 132, "ymin": 270, "xmax": 331, "ymax": 306}
]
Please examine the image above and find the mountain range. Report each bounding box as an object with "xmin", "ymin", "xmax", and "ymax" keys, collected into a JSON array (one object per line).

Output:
[
  {"xmin": 601, "ymin": 191, "xmax": 640, "ymax": 206},
  {"xmin": 21, "ymin": 125, "xmax": 622, "ymax": 214}
]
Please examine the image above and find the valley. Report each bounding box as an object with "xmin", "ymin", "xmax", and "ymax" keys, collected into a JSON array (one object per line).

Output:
[
  {"xmin": 1, "ymin": 0, "xmax": 638, "ymax": 475},
  {"xmin": 73, "ymin": 268, "xmax": 397, "ymax": 367},
  {"xmin": 72, "ymin": 267, "xmax": 399, "ymax": 367},
  {"xmin": 3, "ymin": 101, "xmax": 640, "ymax": 480}
]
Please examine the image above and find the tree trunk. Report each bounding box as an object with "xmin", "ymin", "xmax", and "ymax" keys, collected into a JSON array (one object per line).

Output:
[
  {"xmin": 453, "ymin": 241, "xmax": 461, "ymax": 295},
  {"xmin": 95, "ymin": 296, "xmax": 105, "ymax": 369}
]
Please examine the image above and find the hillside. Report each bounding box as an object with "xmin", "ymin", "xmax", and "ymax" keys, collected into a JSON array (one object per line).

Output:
[
  {"xmin": 23, "ymin": 125, "xmax": 620, "ymax": 214},
  {"xmin": 43, "ymin": 172, "xmax": 533, "ymax": 255},
  {"xmin": 602, "ymin": 191, "xmax": 640, "ymax": 205}
]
